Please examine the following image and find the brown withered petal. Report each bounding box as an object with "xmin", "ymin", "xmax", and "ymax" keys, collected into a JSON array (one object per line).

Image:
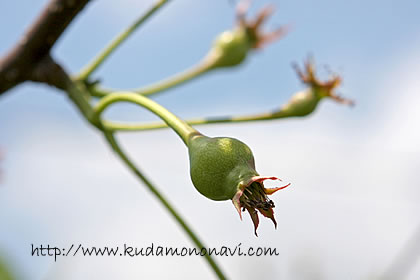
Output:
[
  {"xmin": 252, "ymin": 4, "xmax": 275, "ymax": 28},
  {"xmin": 235, "ymin": 1, "xmax": 288, "ymax": 49},
  {"xmin": 293, "ymin": 58, "xmax": 355, "ymax": 106},
  {"xmin": 254, "ymin": 27, "xmax": 289, "ymax": 49},
  {"xmin": 244, "ymin": 206, "xmax": 260, "ymax": 236},
  {"xmin": 257, "ymin": 207, "xmax": 277, "ymax": 229},
  {"xmin": 232, "ymin": 176, "xmax": 290, "ymax": 236}
]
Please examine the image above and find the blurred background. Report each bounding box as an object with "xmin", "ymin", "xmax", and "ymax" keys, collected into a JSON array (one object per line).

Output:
[{"xmin": 1, "ymin": 0, "xmax": 419, "ymax": 279}]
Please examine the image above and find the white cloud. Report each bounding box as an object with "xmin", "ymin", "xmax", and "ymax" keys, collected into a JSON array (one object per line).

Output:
[
  {"xmin": 1, "ymin": 112, "xmax": 420, "ymax": 279},
  {"xmin": 368, "ymin": 44, "xmax": 420, "ymax": 153}
]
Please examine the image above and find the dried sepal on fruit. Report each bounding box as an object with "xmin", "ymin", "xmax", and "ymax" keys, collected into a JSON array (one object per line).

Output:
[
  {"xmin": 232, "ymin": 176, "xmax": 290, "ymax": 236},
  {"xmin": 188, "ymin": 135, "xmax": 290, "ymax": 235},
  {"xmin": 293, "ymin": 58, "xmax": 354, "ymax": 106},
  {"xmin": 277, "ymin": 58, "xmax": 354, "ymax": 118},
  {"xmin": 206, "ymin": 1, "xmax": 288, "ymax": 68},
  {"xmin": 236, "ymin": 0, "xmax": 288, "ymax": 49}
]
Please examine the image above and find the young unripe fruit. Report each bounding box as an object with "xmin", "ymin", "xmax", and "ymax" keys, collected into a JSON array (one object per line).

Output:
[
  {"xmin": 276, "ymin": 59, "xmax": 354, "ymax": 118},
  {"xmin": 279, "ymin": 89, "xmax": 321, "ymax": 117},
  {"xmin": 207, "ymin": 28, "xmax": 252, "ymax": 69},
  {"xmin": 204, "ymin": 3, "xmax": 287, "ymax": 70},
  {"xmin": 188, "ymin": 135, "xmax": 257, "ymax": 200},
  {"xmin": 188, "ymin": 134, "xmax": 290, "ymax": 235}
]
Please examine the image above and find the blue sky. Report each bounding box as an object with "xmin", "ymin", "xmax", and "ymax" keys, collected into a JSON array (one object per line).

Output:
[{"xmin": 1, "ymin": 0, "xmax": 420, "ymax": 279}]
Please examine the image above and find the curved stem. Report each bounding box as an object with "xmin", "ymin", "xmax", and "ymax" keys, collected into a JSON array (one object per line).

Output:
[
  {"xmin": 78, "ymin": 0, "xmax": 170, "ymax": 81},
  {"xmin": 102, "ymin": 131, "xmax": 226, "ymax": 280},
  {"xmin": 94, "ymin": 92, "xmax": 200, "ymax": 145},
  {"xmin": 103, "ymin": 108, "xmax": 291, "ymax": 132},
  {"xmin": 137, "ymin": 60, "xmax": 213, "ymax": 96},
  {"xmin": 92, "ymin": 59, "xmax": 214, "ymax": 98}
]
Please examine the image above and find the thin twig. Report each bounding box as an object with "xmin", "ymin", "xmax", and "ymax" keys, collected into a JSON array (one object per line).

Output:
[{"xmin": 78, "ymin": 0, "xmax": 170, "ymax": 81}]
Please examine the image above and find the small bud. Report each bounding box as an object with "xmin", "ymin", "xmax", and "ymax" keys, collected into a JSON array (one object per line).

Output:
[
  {"xmin": 279, "ymin": 58, "xmax": 354, "ymax": 117},
  {"xmin": 188, "ymin": 135, "xmax": 290, "ymax": 235},
  {"xmin": 205, "ymin": 2, "xmax": 287, "ymax": 69}
]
